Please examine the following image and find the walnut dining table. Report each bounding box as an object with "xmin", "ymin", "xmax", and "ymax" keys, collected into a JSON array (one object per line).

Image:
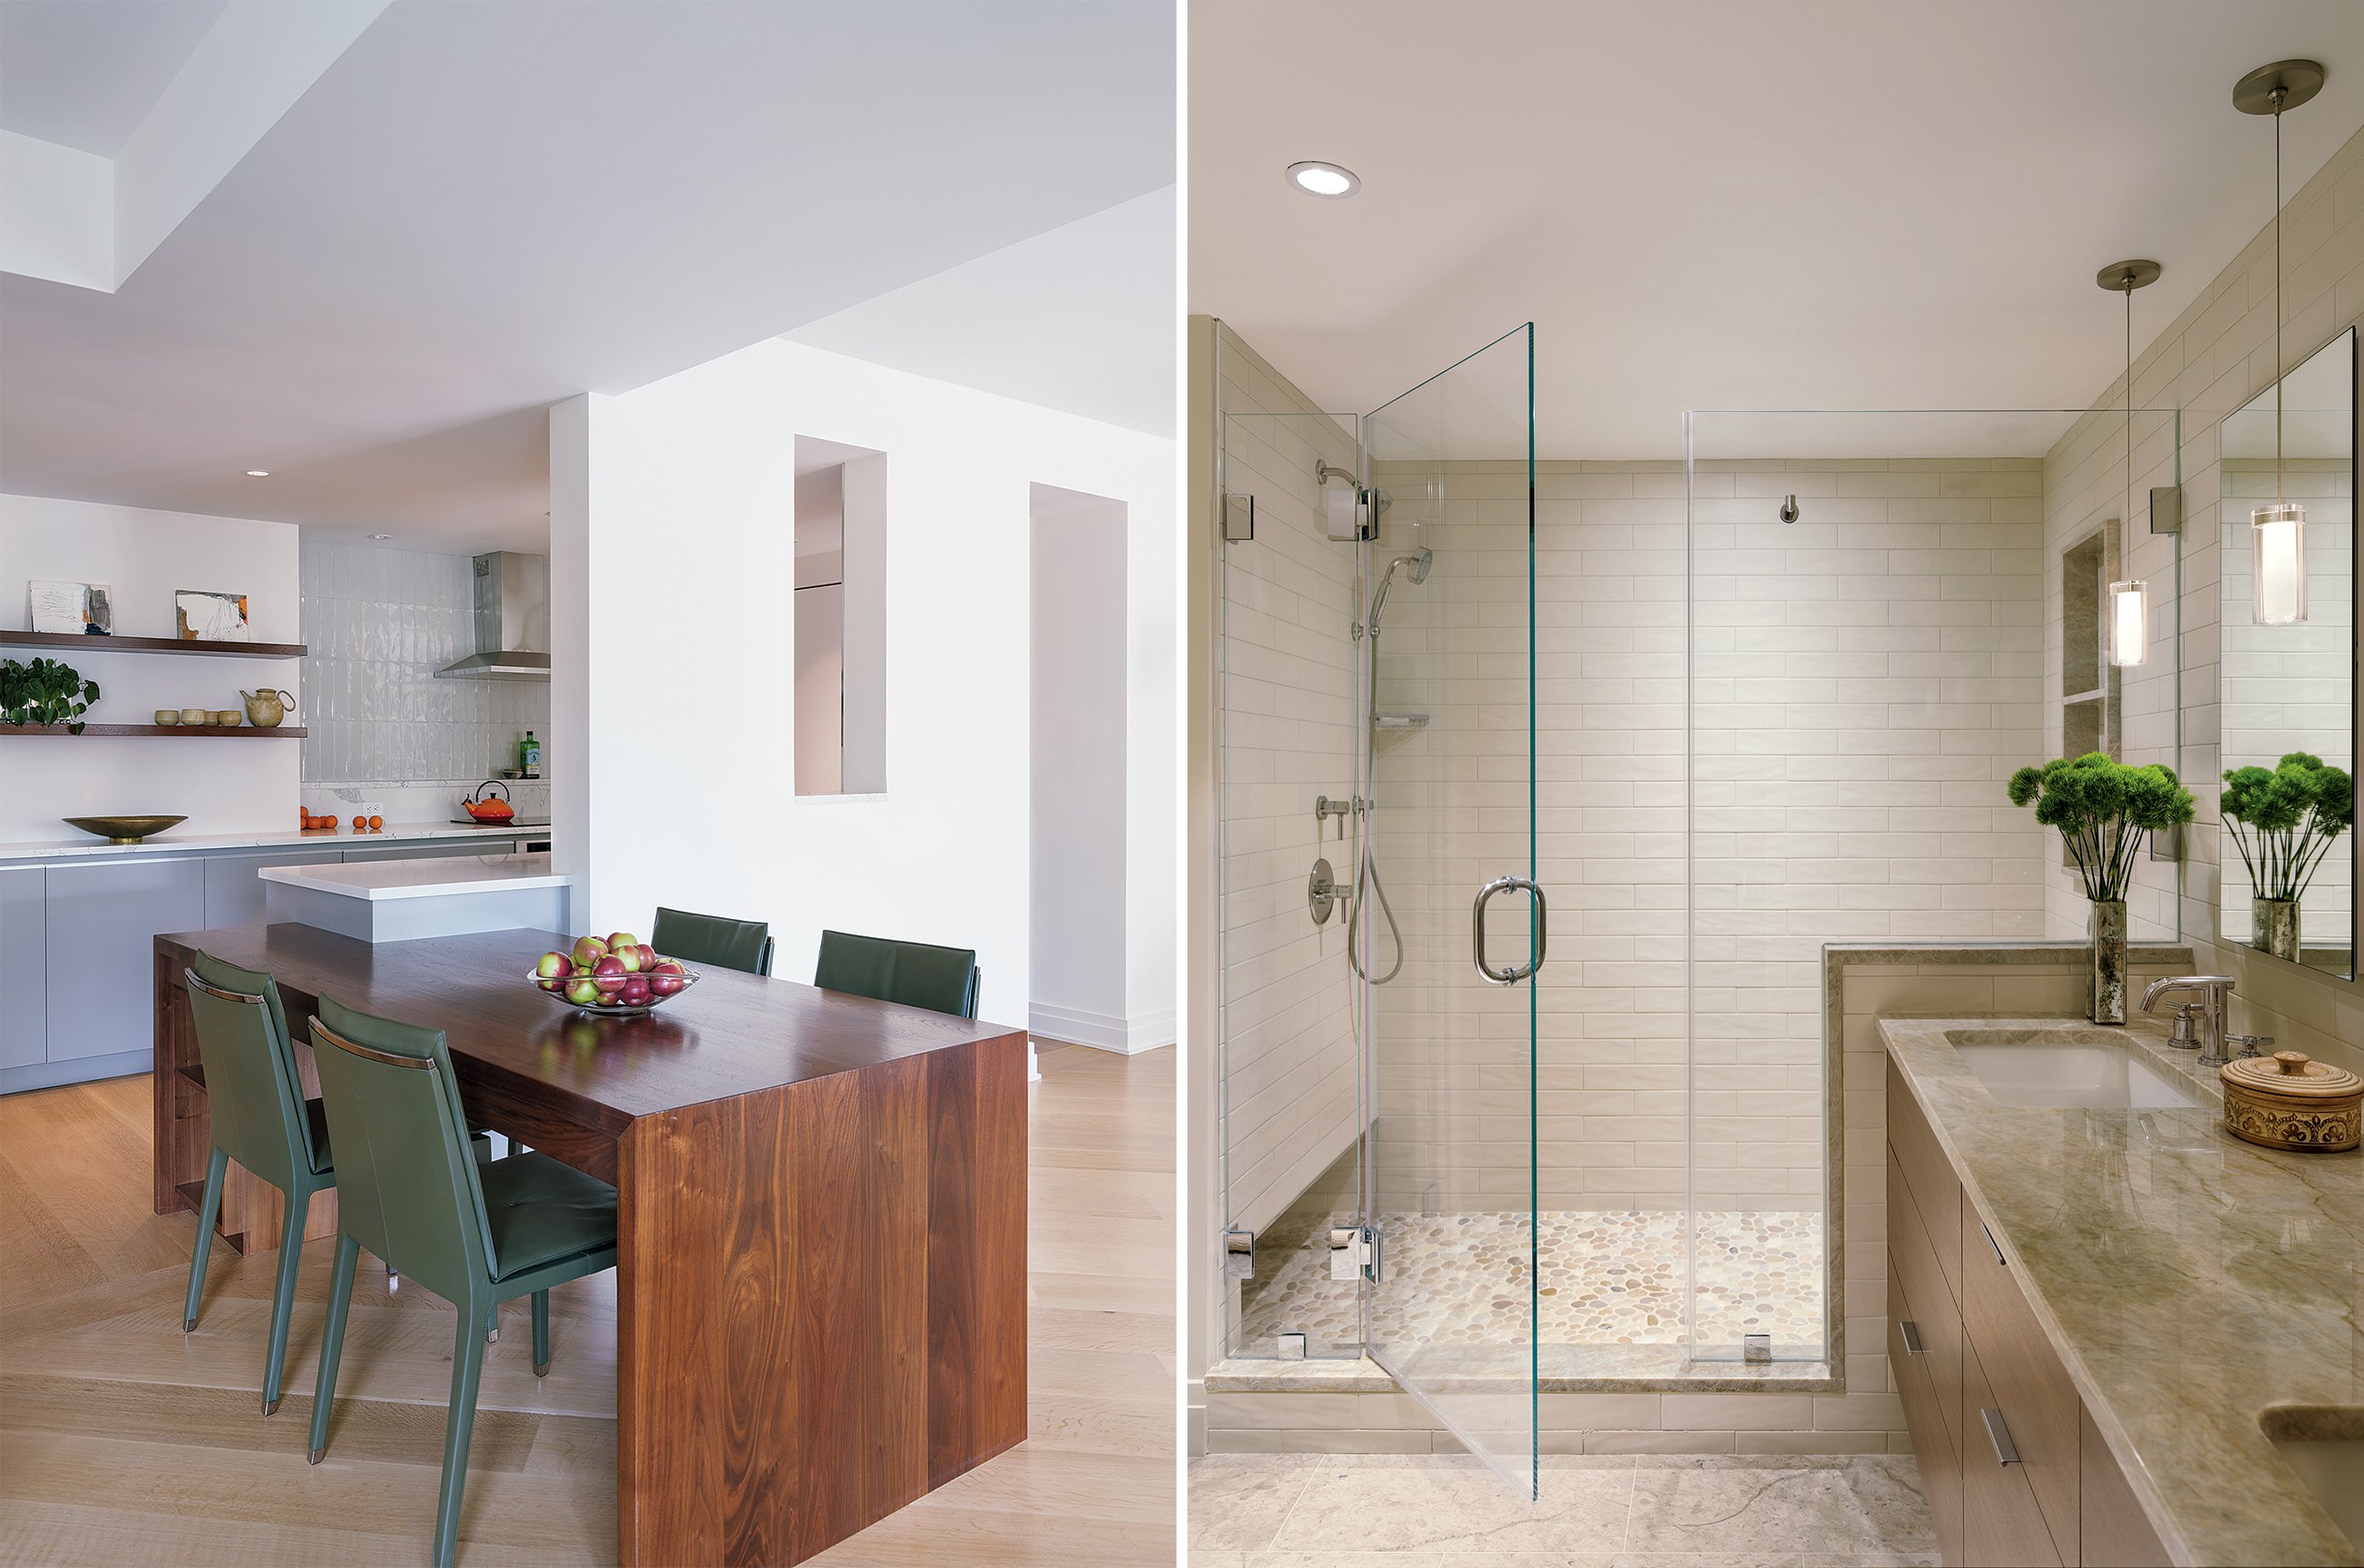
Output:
[{"xmin": 152, "ymin": 922, "xmax": 1028, "ymax": 1567}]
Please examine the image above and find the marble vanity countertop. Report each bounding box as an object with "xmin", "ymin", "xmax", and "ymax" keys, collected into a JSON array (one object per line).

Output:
[
  {"xmin": 1881, "ymin": 1013, "xmax": 2363, "ymax": 1568},
  {"xmin": 257, "ymin": 851, "xmax": 564, "ymax": 901}
]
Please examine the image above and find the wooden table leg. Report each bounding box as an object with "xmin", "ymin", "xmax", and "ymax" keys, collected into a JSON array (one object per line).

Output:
[{"xmin": 615, "ymin": 1031, "xmax": 1027, "ymax": 1567}]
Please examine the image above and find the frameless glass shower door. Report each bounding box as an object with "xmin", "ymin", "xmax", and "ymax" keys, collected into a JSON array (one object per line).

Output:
[{"xmin": 1361, "ymin": 325, "xmax": 1539, "ymax": 1495}]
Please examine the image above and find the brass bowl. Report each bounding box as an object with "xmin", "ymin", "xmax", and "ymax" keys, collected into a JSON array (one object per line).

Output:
[{"xmin": 64, "ymin": 814, "xmax": 188, "ymax": 844}]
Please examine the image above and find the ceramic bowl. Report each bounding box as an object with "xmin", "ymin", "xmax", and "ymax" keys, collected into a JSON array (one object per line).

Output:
[
  {"xmin": 154, "ymin": 710, "xmax": 179, "ymax": 725},
  {"xmin": 64, "ymin": 814, "xmax": 188, "ymax": 844},
  {"xmin": 178, "ymin": 707, "xmax": 208, "ymax": 725},
  {"xmin": 213, "ymin": 710, "xmax": 241, "ymax": 727},
  {"xmin": 527, "ymin": 962, "xmax": 701, "ymax": 1017}
]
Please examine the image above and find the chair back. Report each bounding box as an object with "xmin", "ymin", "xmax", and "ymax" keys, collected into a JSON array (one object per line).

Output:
[
  {"xmin": 307, "ymin": 994, "xmax": 496, "ymax": 1306},
  {"xmin": 185, "ymin": 952, "xmax": 315, "ymax": 1187},
  {"xmin": 813, "ymin": 930, "xmax": 981, "ymax": 1018},
  {"xmin": 652, "ymin": 905, "xmax": 775, "ymax": 976}
]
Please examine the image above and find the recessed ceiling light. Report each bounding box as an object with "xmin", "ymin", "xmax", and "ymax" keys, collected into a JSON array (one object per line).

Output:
[
  {"xmin": 244, "ymin": 469, "xmax": 270, "ymax": 477},
  {"xmin": 369, "ymin": 533, "xmax": 392, "ymax": 540},
  {"xmin": 1287, "ymin": 160, "xmax": 1359, "ymax": 198}
]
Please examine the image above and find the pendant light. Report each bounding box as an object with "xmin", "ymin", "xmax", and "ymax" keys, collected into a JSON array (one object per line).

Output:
[
  {"xmin": 2237, "ymin": 59, "xmax": 2326, "ymax": 626},
  {"xmin": 2097, "ymin": 260, "xmax": 2160, "ymax": 667}
]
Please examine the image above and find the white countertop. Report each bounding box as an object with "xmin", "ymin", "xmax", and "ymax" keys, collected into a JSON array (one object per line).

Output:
[
  {"xmin": 0, "ymin": 821, "xmax": 537, "ymax": 864},
  {"xmin": 259, "ymin": 851, "xmax": 566, "ymax": 901}
]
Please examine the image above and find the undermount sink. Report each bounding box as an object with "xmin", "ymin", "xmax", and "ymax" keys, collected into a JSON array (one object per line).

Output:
[
  {"xmin": 1945, "ymin": 1030, "xmax": 2197, "ymax": 1110},
  {"xmin": 2262, "ymin": 1407, "xmax": 2364, "ymax": 1553}
]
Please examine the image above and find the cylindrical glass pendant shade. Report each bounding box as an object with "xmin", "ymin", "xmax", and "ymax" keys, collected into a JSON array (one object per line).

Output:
[
  {"xmin": 2251, "ymin": 501, "xmax": 2308, "ymax": 624},
  {"xmin": 2107, "ymin": 579, "xmax": 2147, "ymax": 666}
]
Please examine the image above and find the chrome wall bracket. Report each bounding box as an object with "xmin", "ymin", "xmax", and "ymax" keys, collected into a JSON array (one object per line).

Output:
[
  {"xmin": 1277, "ymin": 1331, "xmax": 1308, "ymax": 1361},
  {"xmin": 1329, "ymin": 1224, "xmax": 1382, "ymax": 1283},
  {"xmin": 1223, "ymin": 1227, "xmax": 1256, "ymax": 1281},
  {"xmin": 1224, "ymin": 493, "xmax": 1256, "ymax": 543},
  {"xmin": 1744, "ymin": 1333, "xmax": 1771, "ymax": 1363}
]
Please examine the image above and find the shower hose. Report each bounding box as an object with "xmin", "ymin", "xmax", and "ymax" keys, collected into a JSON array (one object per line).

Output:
[{"xmin": 1347, "ymin": 846, "xmax": 1405, "ymax": 984}]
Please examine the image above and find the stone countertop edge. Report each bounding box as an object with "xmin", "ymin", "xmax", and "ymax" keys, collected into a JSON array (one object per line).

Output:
[
  {"xmin": 1824, "ymin": 938, "xmax": 2197, "ymax": 969},
  {"xmin": 255, "ymin": 853, "xmax": 566, "ymax": 901},
  {"xmin": 0, "ymin": 822, "xmax": 540, "ymax": 863},
  {"xmin": 1204, "ymin": 1356, "xmax": 1841, "ymax": 1395},
  {"xmin": 1880, "ymin": 1014, "xmax": 2363, "ymax": 1568}
]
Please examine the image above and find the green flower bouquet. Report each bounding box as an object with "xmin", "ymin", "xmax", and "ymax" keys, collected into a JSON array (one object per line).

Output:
[
  {"xmin": 2007, "ymin": 754, "xmax": 2195, "ymax": 1022},
  {"xmin": 2222, "ymin": 752, "xmax": 2353, "ymax": 963}
]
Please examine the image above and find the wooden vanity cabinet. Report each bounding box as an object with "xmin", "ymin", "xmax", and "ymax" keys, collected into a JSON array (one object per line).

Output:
[{"xmin": 1885, "ymin": 1059, "xmax": 2172, "ymax": 1568}]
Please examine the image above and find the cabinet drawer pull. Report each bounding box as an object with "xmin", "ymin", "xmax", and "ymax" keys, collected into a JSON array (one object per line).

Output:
[
  {"xmin": 1981, "ymin": 1407, "xmax": 2021, "ymax": 1466},
  {"xmin": 1899, "ymin": 1319, "xmax": 1927, "ymax": 1355},
  {"xmin": 1981, "ymin": 1222, "xmax": 2006, "ymax": 1266}
]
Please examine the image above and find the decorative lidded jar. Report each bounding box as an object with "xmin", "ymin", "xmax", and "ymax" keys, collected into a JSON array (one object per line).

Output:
[{"xmin": 2219, "ymin": 1051, "xmax": 2362, "ymax": 1153}]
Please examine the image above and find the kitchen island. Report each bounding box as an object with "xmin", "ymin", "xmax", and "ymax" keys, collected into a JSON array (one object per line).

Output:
[
  {"xmin": 154, "ymin": 922, "xmax": 1027, "ymax": 1567},
  {"xmin": 261, "ymin": 850, "xmax": 568, "ymax": 942}
]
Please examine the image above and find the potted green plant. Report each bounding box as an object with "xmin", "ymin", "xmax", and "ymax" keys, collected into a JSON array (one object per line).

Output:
[
  {"xmin": 2007, "ymin": 754, "xmax": 2195, "ymax": 1023},
  {"xmin": 0, "ymin": 656, "xmax": 100, "ymax": 733},
  {"xmin": 2222, "ymin": 752, "xmax": 2353, "ymax": 964}
]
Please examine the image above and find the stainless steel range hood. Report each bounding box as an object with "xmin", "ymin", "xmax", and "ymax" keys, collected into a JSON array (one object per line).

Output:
[{"xmin": 436, "ymin": 551, "xmax": 550, "ymax": 680}]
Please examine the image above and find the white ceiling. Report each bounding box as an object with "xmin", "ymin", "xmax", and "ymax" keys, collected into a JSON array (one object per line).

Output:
[
  {"xmin": 786, "ymin": 185, "xmax": 1176, "ymax": 437},
  {"xmin": 0, "ymin": 0, "xmax": 224, "ymax": 155},
  {"xmin": 1191, "ymin": 0, "xmax": 2364, "ymax": 460},
  {"xmin": 0, "ymin": 0, "xmax": 1174, "ymax": 551}
]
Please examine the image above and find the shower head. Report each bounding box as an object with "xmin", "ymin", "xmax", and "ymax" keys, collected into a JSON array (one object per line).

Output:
[{"xmin": 1366, "ymin": 547, "xmax": 1434, "ymax": 634}]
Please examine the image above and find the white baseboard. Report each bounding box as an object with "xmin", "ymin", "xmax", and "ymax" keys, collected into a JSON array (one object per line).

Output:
[{"xmin": 1029, "ymin": 1001, "xmax": 1175, "ymax": 1054}]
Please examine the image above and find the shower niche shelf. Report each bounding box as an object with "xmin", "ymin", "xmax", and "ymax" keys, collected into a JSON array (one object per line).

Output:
[{"xmin": 1372, "ymin": 713, "xmax": 1428, "ymax": 731}]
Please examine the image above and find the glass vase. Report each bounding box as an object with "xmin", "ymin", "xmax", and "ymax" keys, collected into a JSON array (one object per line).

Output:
[
  {"xmin": 2089, "ymin": 899, "xmax": 2127, "ymax": 1024},
  {"xmin": 2253, "ymin": 897, "xmax": 2301, "ymax": 964}
]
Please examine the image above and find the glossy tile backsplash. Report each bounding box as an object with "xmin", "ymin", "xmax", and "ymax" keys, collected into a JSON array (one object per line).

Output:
[{"xmin": 299, "ymin": 540, "xmax": 550, "ymax": 787}]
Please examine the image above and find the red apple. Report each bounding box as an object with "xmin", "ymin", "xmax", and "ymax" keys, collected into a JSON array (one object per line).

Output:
[
  {"xmin": 536, "ymin": 951, "xmax": 571, "ymax": 991},
  {"xmin": 648, "ymin": 961, "xmax": 686, "ymax": 997},
  {"xmin": 618, "ymin": 976, "xmax": 652, "ymax": 1007},
  {"xmin": 591, "ymin": 954, "xmax": 627, "ymax": 995},
  {"xmin": 570, "ymin": 934, "xmax": 609, "ymax": 968},
  {"xmin": 606, "ymin": 932, "xmax": 640, "ymax": 955},
  {"xmin": 616, "ymin": 944, "xmax": 645, "ymax": 974},
  {"xmin": 564, "ymin": 974, "xmax": 603, "ymax": 1006},
  {"xmin": 636, "ymin": 944, "xmax": 658, "ymax": 971}
]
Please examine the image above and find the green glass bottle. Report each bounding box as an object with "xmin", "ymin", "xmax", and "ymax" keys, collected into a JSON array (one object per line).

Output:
[{"xmin": 520, "ymin": 730, "xmax": 540, "ymax": 776}]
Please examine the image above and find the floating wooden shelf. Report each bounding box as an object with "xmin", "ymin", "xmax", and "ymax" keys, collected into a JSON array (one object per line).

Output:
[
  {"xmin": 0, "ymin": 631, "xmax": 306, "ymax": 659},
  {"xmin": 0, "ymin": 724, "xmax": 307, "ymax": 737}
]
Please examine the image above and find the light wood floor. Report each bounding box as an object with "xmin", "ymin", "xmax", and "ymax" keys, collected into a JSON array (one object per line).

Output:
[{"xmin": 0, "ymin": 1040, "xmax": 1176, "ymax": 1567}]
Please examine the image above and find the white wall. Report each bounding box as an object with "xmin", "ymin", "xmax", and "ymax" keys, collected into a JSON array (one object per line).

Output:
[
  {"xmin": 549, "ymin": 341, "xmax": 1175, "ymax": 1042},
  {"xmin": 0, "ymin": 494, "xmax": 300, "ymax": 842},
  {"xmin": 1030, "ymin": 485, "xmax": 1131, "ymax": 1044},
  {"xmin": 2043, "ymin": 121, "xmax": 2364, "ymax": 1075}
]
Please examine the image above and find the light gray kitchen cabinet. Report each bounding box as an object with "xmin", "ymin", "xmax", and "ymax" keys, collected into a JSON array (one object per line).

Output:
[
  {"xmin": 0, "ymin": 867, "xmax": 45, "ymax": 1071},
  {"xmin": 204, "ymin": 845, "xmax": 346, "ymax": 928},
  {"xmin": 44, "ymin": 857, "xmax": 205, "ymax": 1064}
]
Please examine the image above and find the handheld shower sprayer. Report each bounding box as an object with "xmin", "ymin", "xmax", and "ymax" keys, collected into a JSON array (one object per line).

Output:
[{"xmin": 1366, "ymin": 547, "xmax": 1433, "ymax": 634}]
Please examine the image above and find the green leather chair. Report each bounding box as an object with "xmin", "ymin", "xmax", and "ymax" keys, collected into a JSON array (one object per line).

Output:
[
  {"xmin": 306, "ymin": 995, "xmax": 618, "ymax": 1568},
  {"xmin": 813, "ymin": 929, "xmax": 982, "ymax": 1018},
  {"xmin": 179, "ymin": 953, "xmax": 338, "ymax": 1416},
  {"xmin": 652, "ymin": 904, "xmax": 774, "ymax": 976}
]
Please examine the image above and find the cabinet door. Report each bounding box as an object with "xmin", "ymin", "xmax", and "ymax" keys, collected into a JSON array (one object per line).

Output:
[
  {"xmin": 1963, "ymin": 1213, "xmax": 2080, "ymax": 1556},
  {"xmin": 1962, "ymin": 1340, "xmax": 2066, "ymax": 1567},
  {"xmin": 205, "ymin": 847, "xmax": 346, "ymax": 928},
  {"xmin": 45, "ymin": 858, "xmax": 206, "ymax": 1064},
  {"xmin": 0, "ymin": 867, "xmax": 45, "ymax": 1070},
  {"xmin": 1889, "ymin": 1259, "xmax": 1962, "ymax": 1566},
  {"xmin": 2080, "ymin": 1405, "xmax": 2171, "ymax": 1567}
]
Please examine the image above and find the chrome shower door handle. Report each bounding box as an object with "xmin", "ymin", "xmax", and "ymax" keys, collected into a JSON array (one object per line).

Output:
[{"xmin": 1472, "ymin": 875, "xmax": 1547, "ymax": 985}]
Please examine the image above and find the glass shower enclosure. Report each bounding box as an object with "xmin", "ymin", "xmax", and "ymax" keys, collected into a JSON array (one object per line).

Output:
[{"xmin": 1217, "ymin": 324, "xmax": 1539, "ymax": 1493}]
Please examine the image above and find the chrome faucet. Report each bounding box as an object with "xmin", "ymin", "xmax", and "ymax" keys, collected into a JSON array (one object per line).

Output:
[{"xmin": 2139, "ymin": 976, "xmax": 2239, "ymax": 1067}]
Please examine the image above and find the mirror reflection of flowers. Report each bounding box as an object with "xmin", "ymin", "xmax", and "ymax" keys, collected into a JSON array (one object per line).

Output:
[
  {"xmin": 2222, "ymin": 752, "xmax": 2354, "ymax": 903},
  {"xmin": 2006, "ymin": 753, "xmax": 2196, "ymax": 902}
]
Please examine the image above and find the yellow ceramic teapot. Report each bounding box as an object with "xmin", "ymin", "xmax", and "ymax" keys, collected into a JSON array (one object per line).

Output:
[{"xmin": 240, "ymin": 688, "xmax": 295, "ymax": 728}]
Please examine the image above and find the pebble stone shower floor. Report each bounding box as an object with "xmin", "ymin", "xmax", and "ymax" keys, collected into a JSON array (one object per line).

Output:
[{"xmin": 1238, "ymin": 1211, "xmax": 1824, "ymax": 1356}]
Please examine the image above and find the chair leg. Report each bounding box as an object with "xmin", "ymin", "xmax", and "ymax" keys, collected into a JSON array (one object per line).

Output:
[
  {"xmin": 486, "ymin": 1301, "xmax": 498, "ymax": 1343},
  {"xmin": 531, "ymin": 1289, "xmax": 550, "ymax": 1377},
  {"xmin": 430, "ymin": 1305, "xmax": 489, "ymax": 1568},
  {"xmin": 309, "ymin": 1233, "xmax": 360, "ymax": 1463},
  {"xmin": 181, "ymin": 1147, "xmax": 229, "ymax": 1333},
  {"xmin": 260, "ymin": 1187, "xmax": 311, "ymax": 1414}
]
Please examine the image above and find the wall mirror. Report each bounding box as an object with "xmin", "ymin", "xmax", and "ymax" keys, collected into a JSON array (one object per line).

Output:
[{"xmin": 2217, "ymin": 325, "xmax": 2358, "ymax": 979}]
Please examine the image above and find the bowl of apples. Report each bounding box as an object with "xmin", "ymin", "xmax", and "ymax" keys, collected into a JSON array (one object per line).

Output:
[{"xmin": 529, "ymin": 932, "xmax": 699, "ymax": 1016}]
